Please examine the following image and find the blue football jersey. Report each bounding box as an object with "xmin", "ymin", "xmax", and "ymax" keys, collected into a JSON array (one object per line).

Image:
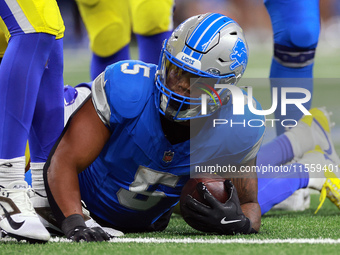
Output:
[{"xmin": 78, "ymin": 60, "xmax": 265, "ymax": 229}]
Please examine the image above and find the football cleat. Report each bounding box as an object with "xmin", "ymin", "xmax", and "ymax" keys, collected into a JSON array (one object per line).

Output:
[
  {"xmin": 30, "ymin": 192, "xmax": 64, "ymax": 236},
  {"xmin": 0, "ymin": 181, "xmax": 50, "ymax": 242},
  {"xmin": 32, "ymin": 198, "xmax": 124, "ymax": 237},
  {"xmin": 315, "ymin": 170, "xmax": 340, "ymax": 214},
  {"xmin": 296, "ymin": 148, "xmax": 340, "ymax": 213},
  {"xmin": 285, "ymin": 107, "xmax": 340, "ymax": 164},
  {"xmin": 0, "ymin": 227, "xmax": 7, "ymax": 238}
]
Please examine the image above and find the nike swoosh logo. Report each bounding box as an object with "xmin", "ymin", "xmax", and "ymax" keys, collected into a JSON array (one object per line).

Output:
[
  {"xmin": 220, "ymin": 218, "xmax": 242, "ymax": 225},
  {"xmin": 0, "ymin": 204, "xmax": 25, "ymax": 230},
  {"xmin": 1, "ymin": 163, "xmax": 12, "ymax": 167},
  {"xmin": 314, "ymin": 119, "xmax": 332, "ymax": 155}
]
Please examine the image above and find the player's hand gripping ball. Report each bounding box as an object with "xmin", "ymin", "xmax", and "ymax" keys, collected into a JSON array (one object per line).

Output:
[{"xmin": 180, "ymin": 176, "xmax": 252, "ymax": 235}]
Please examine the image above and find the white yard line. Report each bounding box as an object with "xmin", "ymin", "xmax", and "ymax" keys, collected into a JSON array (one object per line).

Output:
[
  {"xmin": 47, "ymin": 237, "xmax": 340, "ymax": 244},
  {"xmin": 1, "ymin": 236, "xmax": 340, "ymax": 244}
]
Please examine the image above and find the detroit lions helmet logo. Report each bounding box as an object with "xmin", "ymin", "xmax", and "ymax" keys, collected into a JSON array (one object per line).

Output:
[{"xmin": 229, "ymin": 38, "xmax": 248, "ymax": 74}]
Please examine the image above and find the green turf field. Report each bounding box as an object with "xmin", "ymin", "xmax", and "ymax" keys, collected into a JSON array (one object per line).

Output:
[{"xmin": 2, "ymin": 42, "xmax": 339, "ymax": 253}]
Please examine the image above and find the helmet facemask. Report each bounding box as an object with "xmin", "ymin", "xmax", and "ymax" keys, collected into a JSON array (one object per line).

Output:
[{"xmin": 156, "ymin": 41, "xmax": 236, "ymax": 122}]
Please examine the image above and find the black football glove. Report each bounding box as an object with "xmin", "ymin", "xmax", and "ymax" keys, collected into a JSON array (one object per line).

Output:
[
  {"xmin": 181, "ymin": 180, "xmax": 252, "ymax": 235},
  {"xmin": 61, "ymin": 214, "xmax": 110, "ymax": 242}
]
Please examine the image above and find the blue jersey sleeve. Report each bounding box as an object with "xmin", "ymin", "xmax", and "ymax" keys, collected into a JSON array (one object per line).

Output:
[{"xmin": 91, "ymin": 60, "xmax": 157, "ymax": 131}]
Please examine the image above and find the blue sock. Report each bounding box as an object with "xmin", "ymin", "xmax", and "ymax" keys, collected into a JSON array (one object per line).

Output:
[
  {"xmin": 256, "ymin": 134, "xmax": 309, "ymax": 214},
  {"xmin": 257, "ymin": 134, "xmax": 294, "ymax": 167},
  {"xmin": 258, "ymin": 163, "xmax": 309, "ymax": 215},
  {"xmin": 136, "ymin": 31, "xmax": 172, "ymax": 65},
  {"xmin": 90, "ymin": 44, "xmax": 130, "ymax": 80}
]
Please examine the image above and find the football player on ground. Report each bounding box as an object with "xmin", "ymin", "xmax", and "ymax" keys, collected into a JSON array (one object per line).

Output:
[
  {"xmin": 0, "ymin": 0, "xmax": 65, "ymax": 242},
  {"xmin": 75, "ymin": 0, "xmax": 175, "ymax": 80},
  {"xmin": 43, "ymin": 13, "xmax": 340, "ymax": 242},
  {"xmin": 44, "ymin": 13, "xmax": 263, "ymax": 241}
]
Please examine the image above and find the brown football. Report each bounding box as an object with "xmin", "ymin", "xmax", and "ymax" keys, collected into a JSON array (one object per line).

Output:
[{"xmin": 180, "ymin": 176, "xmax": 229, "ymax": 208}]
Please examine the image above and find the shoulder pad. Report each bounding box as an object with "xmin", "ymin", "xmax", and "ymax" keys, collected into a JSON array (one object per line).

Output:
[{"xmin": 104, "ymin": 60, "xmax": 157, "ymax": 119}]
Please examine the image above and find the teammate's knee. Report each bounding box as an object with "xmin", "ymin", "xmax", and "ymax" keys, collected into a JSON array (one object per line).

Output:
[
  {"xmin": 288, "ymin": 23, "xmax": 319, "ymax": 49},
  {"xmin": 274, "ymin": 23, "xmax": 319, "ymax": 69}
]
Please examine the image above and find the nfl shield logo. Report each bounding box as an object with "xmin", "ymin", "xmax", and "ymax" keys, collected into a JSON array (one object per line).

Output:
[{"xmin": 163, "ymin": 150, "xmax": 174, "ymax": 163}]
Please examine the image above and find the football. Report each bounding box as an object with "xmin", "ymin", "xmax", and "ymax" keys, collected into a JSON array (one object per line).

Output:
[{"xmin": 180, "ymin": 175, "xmax": 229, "ymax": 208}]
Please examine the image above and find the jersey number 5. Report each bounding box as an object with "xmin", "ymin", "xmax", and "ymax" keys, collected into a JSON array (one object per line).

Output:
[
  {"xmin": 116, "ymin": 166, "xmax": 180, "ymax": 211},
  {"xmin": 120, "ymin": 63, "xmax": 150, "ymax": 77}
]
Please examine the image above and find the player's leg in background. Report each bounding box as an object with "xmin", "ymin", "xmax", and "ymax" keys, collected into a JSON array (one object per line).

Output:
[
  {"xmin": 264, "ymin": 0, "xmax": 320, "ymax": 135},
  {"xmin": 257, "ymin": 147, "xmax": 340, "ymax": 215},
  {"xmin": 75, "ymin": 0, "xmax": 131, "ymax": 80},
  {"xmin": 0, "ymin": 33, "xmax": 56, "ymax": 241},
  {"xmin": 130, "ymin": 0, "xmax": 174, "ymax": 64},
  {"xmin": 0, "ymin": 0, "xmax": 65, "ymax": 241},
  {"xmin": 256, "ymin": 108, "xmax": 340, "ymax": 214},
  {"xmin": 0, "ymin": 34, "xmax": 56, "ymax": 185},
  {"xmin": 29, "ymin": 37, "xmax": 64, "ymax": 203},
  {"xmin": 256, "ymin": 135, "xmax": 310, "ymax": 214},
  {"xmin": 264, "ymin": 0, "xmax": 320, "ymax": 211}
]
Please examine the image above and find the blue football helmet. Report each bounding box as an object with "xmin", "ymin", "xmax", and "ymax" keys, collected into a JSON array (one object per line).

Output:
[{"xmin": 155, "ymin": 13, "xmax": 249, "ymax": 121}]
